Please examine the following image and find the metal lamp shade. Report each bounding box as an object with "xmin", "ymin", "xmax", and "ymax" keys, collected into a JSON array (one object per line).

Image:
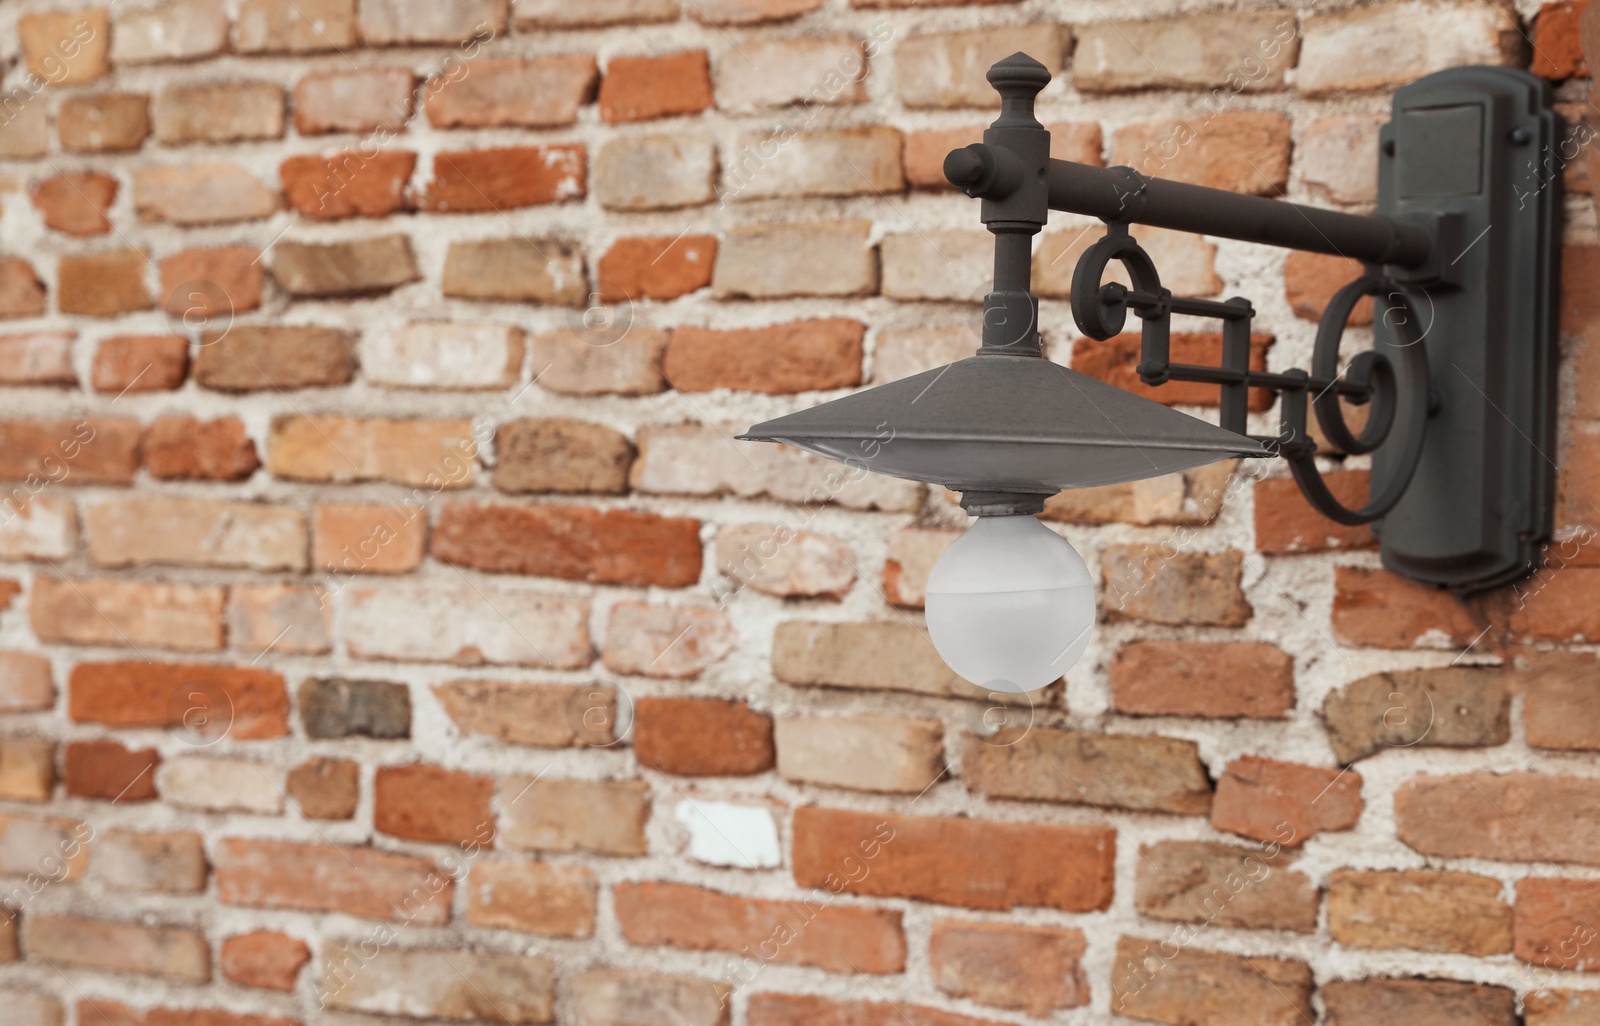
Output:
[{"xmin": 739, "ymin": 354, "xmax": 1267, "ymax": 494}]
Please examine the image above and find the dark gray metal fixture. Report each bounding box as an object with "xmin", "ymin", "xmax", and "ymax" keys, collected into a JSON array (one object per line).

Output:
[{"xmin": 742, "ymin": 53, "xmax": 1560, "ymax": 591}]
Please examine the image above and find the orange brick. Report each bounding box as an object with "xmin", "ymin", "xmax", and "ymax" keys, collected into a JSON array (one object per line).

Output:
[
  {"xmin": 374, "ymin": 764, "xmax": 495, "ymax": 847},
  {"xmin": 280, "ymin": 150, "xmax": 416, "ymax": 220},
  {"xmin": 599, "ymin": 51, "xmax": 712, "ymax": 123},
  {"xmin": 313, "ymin": 502, "xmax": 426, "ymax": 574},
  {"xmin": 0, "ymin": 418, "xmax": 140, "ymax": 483},
  {"xmin": 792, "ymin": 807, "xmax": 1114, "ymax": 912},
  {"xmin": 91, "ymin": 336, "xmax": 188, "ymax": 393},
  {"xmin": 220, "ymin": 931, "xmax": 310, "ymax": 991},
  {"xmin": 664, "ymin": 319, "xmax": 864, "ymax": 393},
  {"xmin": 1284, "ymin": 251, "xmax": 1374, "ymax": 324},
  {"xmin": 158, "ymin": 245, "xmax": 263, "ymax": 316},
  {"xmin": 58, "ymin": 249, "xmax": 152, "ymax": 317},
  {"xmin": 1533, "ymin": 0, "xmax": 1588, "ymax": 79},
  {"xmin": 416, "ymin": 145, "xmax": 585, "ymax": 212},
  {"xmin": 1111, "ymin": 641, "xmax": 1295, "ymax": 719},
  {"xmin": 614, "ymin": 880, "xmax": 905, "ymax": 973},
  {"xmin": 0, "ymin": 259, "xmax": 47, "ymax": 318},
  {"xmin": 467, "ymin": 860, "xmax": 598, "ymax": 937},
  {"xmin": 64, "ymin": 739, "xmax": 160, "ymax": 801},
  {"xmin": 633, "ymin": 698, "xmax": 773, "ymax": 776},
  {"xmin": 1212, "ymin": 755, "xmax": 1363, "ymax": 847},
  {"xmin": 1254, "ymin": 470, "xmax": 1375, "ymax": 553},
  {"xmin": 143, "ymin": 416, "xmax": 260, "ymax": 481},
  {"xmin": 598, "ymin": 235, "xmax": 716, "ymax": 302},
  {"xmin": 1332, "ymin": 566, "xmax": 1483, "ymax": 648},
  {"xmin": 1112, "ymin": 112, "xmax": 1292, "ymax": 195},
  {"xmin": 32, "ymin": 172, "xmax": 117, "ymax": 236},
  {"xmin": 431, "ymin": 502, "xmax": 702, "ymax": 587},
  {"xmin": 68, "ymin": 661, "xmax": 288, "ymax": 740}
]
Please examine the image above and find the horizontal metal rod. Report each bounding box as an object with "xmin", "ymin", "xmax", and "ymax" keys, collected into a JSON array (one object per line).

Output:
[
  {"xmin": 1149, "ymin": 360, "xmax": 1372, "ymax": 400},
  {"xmin": 1047, "ymin": 159, "xmax": 1432, "ymax": 269}
]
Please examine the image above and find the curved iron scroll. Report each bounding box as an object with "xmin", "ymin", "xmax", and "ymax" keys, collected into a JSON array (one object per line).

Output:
[{"xmin": 1070, "ymin": 222, "xmax": 1431, "ymax": 526}]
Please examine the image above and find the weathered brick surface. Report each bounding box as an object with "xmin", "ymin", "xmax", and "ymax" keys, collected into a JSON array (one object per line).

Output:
[
  {"xmin": 1328, "ymin": 869, "xmax": 1512, "ymax": 955},
  {"xmin": 0, "ymin": 5, "xmax": 1587, "ymax": 1019},
  {"xmin": 965, "ymin": 727, "xmax": 1212, "ymax": 815},
  {"xmin": 615, "ymin": 880, "xmax": 905, "ymax": 973},
  {"xmin": 1136, "ymin": 840, "xmax": 1318, "ymax": 933},
  {"xmin": 793, "ymin": 807, "xmax": 1114, "ymax": 912}
]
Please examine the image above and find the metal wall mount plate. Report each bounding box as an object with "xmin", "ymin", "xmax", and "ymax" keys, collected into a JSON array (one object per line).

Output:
[{"xmin": 1372, "ymin": 66, "xmax": 1560, "ymax": 591}]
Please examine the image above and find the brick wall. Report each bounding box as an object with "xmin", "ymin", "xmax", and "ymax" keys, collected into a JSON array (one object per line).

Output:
[{"xmin": 0, "ymin": 0, "xmax": 1597, "ymax": 1024}]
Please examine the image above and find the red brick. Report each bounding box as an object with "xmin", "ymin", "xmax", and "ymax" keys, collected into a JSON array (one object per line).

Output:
[
  {"xmin": 599, "ymin": 51, "xmax": 712, "ymax": 123},
  {"xmin": 468, "ymin": 859, "xmax": 598, "ymax": 937},
  {"xmin": 1212, "ymin": 755, "xmax": 1362, "ymax": 847},
  {"xmin": 1515, "ymin": 877, "xmax": 1600, "ymax": 969},
  {"xmin": 793, "ymin": 807, "xmax": 1114, "ymax": 912},
  {"xmin": 280, "ymin": 150, "xmax": 415, "ymax": 220},
  {"xmin": 78, "ymin": 1003, "xmax": 300, "ymax": 1026},
  {"xmin": 664, "ymin": 319, "xmax": 863, "ymax": 393},
  {"xmin": 374, "ymin": 764, "xmax": 495, "ymax": 847},
  {"xmin": 1112, "ymin": 112, "xmax": 1292, "ymax": 195},
  {"xmin": 1111, "ymin": 641, "xmax": 1295, "ymax": 718},
  {"xmin": 31, "ymin": 578, "xmax": 225, "ymax": 651},
  {"xmin": 598, "ymin": 235, "xmax": 716, "ymax": 302},
  {"xmin": 0, "ymin": 259, "xmax": 46, "ymax": 319},
  {"xmin": 1074, "ymin": 332, "xmax": 1274, "ymax": 411},
  {"xmin": 1533, "ymin": 0, "xmax": 1588, "ymax": 79},
  {"xmin": 1111, "ymin": 937, "xmax": 1313, "ymax": 1026},
  {"xmin": 426, "ymin": 55, "xmax": 598, "ymax": 128},
  {"xmin": 292, "ymin": 67, "xmax": 414, "ymax": 135},
  {"xmin": 930, "ymin": 920, "xmax": 1089, "ymax": 1016},
  {"xmin": 749, "ymin": 994, "xmax": 1007, "ymax": 1026},
  {"xmin": 1398, "ymin": 773, "xmax": 1600, "ymax": 866},
  {"xmin": 159, "ymin": 246, "xmax": 263, "ymax": 316},
  {"xmin": 1508, "ymin": 568, "xmax": 1600, "ymax": 641},
  {"xmin": 92, "ymin": 336, "xmax": 188, "ymax": 393},
  {"xmin": 431, "ymin": 502, "xmax": 702, "ymax": 587},
  {"xmin": 614, "ymin": 880, "xmax": 905, "ymax": 973},
  {"xmin": 214, "ymin": 837, "xmax": 451, "ymax": 923},
  {"xmin": 220, "ymin": 931, "xmax": 310, "ymax": 991},
  {"xmin": 69, "ymin": 661, "xmax": 288, "ymax": 740},
  {"xmin": 634, "ymin": 697, "xmax": 774, "ymax": 776},
  {"xmin": 1284, "ymin": 251, "xmax": 1374, "ymax": 324},
  {"xmin": 143, "ymin": 416, "xmax": 261, "ymax": 481},
  {"xmin": 32, "ymin": 172, "xmax": 117, "ymax": 236},
  {"xmin": 64, "ymin": 739, "xmax": 159, "ymax": 801},
  {"xmin": 58, "ymin": 250, "xmax": 152, "ymax": 317},
  {"xmin": 1255, "ymin": 470, "xmax": 1375, "ymax": 552},
  {"xmin": 0, "ymin": 417, "xmax": 140, "ymax": 483},
  {"xmin": 1332, "ymin": 566, "xmax": 1483, "ymax": 648},
  {"xmin": 416, "ymin": 145, "xmax": 585, "ymax": 212}
]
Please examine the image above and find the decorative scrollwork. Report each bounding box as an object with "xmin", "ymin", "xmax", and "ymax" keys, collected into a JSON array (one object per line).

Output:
[{"xmin": 1069, "ymin": 222, "xmax": 1433, "ymax": 526}]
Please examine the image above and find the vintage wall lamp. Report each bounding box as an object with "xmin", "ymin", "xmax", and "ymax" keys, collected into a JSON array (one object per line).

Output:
[{"xmin": 741, "ymin": 53, "xmax": 1559, "ymax": 692}]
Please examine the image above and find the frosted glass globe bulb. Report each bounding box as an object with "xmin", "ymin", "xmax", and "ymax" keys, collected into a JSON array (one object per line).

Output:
[{"xmin": 924, "ymin": 514, "xmax": 1095, "ymax": 693}]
